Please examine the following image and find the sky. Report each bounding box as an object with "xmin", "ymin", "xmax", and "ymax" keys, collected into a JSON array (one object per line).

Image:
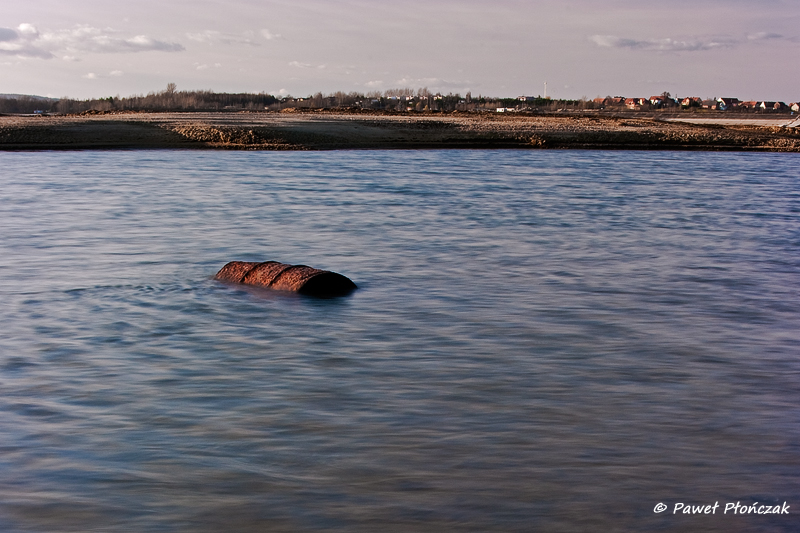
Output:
[{"xmin": 2, "ymin": 0, "xmax": 798, "ymax": 101}]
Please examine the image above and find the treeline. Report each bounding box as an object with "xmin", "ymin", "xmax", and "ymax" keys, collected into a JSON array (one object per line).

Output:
[
  {"xmin": 0, "ymin": 95, "xmax": 58, "ymax": 114},
  {"xmin": 282, "ymin": 89, "xmax": 588, "ymax": 113},
  {"xmin": 56, "ymin": 85, "xmax": 279, "ymax": 113},
  {"xmin": 0, "ymin": 85, "xmax": 279, "ymax": 114},
  {"xmin": 1, "ymin": 84, "xmax": 640, "ymax": 115}
]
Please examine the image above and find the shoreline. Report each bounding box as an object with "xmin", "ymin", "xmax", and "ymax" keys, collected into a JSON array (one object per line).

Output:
[{"xmin": 1, "ymin": 111, "xmax": 799, "ymax": 152}]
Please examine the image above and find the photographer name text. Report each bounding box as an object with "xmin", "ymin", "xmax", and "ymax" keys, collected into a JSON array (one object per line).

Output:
[{"xmin": 654, "ymin": 501, "xmax": 790, "ymax": 515}]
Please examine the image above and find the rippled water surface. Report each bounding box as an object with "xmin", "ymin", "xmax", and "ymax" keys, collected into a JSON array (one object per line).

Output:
[{"xmin": 1, "ymin": 150, "xmax": 798, "ymax": 532}]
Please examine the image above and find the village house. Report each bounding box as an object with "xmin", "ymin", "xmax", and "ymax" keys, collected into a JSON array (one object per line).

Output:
[
  {"xmin": 649, "ymin": 95, "xmax": 679, "ymax": 108},
  {"xmin": 791, "ymin": 102, "xmax": 800, "ymax": 112},
  {"xmin": 625, "ymin": 97, "xmax": 649, "ymax": 110},
  {"xmin": 716, "ymin": 97, "xmax": 740, "ymax": 110},
  {"xmin": 680, "ymin": 97, "xmax": 702, "ymax": 108},
  {"xmin": 593, "ymin": 96, "xmax": 626, "ymax": 108},
  {"xmin": 759, "ymin": 101, "xmax": 786, "ymax": 111}
]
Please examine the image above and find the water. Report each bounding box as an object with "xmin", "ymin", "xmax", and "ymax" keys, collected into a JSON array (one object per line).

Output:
[{"xmin": 0, "ymin": 150, "xmax": 798, "ymax": 532}]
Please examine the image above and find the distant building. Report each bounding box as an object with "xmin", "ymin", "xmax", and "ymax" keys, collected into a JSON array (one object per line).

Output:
[
  {"xmin": 791, "ymin": 102, "xmax": 800, "ymax": 112},
  {"xmin": 681, "ymin": 97, "xmax": 702, "ymax": 108},
  {"xmin": 625, "ymin": 97, "xmax": 649, "ymax": 110},
  {"xmin": 648, "ymin": 94, "xmax": 678, "ymax": 109},
  {"xmin": 759, "ymin": 101, "xmax": 786, "ymax": 111},
  {"xmin": 716, "ymin": 97, "xmax": 740, "ymax": 110},
  {"xmin": 593, "ymin": 96, "xmax": 626, "ymax": 107},
  {"xmin": 649, "ymin": 95, "xmax": 678, "ymax": 108}
]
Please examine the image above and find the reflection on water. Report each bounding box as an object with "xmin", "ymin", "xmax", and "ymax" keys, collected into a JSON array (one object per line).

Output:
[{"xmin": 0, "ymin": 150, "xmax": 798, "ymax": 532}]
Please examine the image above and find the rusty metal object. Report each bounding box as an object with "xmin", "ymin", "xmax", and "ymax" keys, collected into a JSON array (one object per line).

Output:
[{"xmin": 215, "ymin": 261, "xmax": 357, "ymax": 296}]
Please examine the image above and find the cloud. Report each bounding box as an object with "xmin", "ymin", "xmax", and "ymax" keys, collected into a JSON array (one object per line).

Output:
[
  {"xmin": 124, "ymin": 35, "xmax": 183, "ymax": 52},
  {"xmin": 0, "ymin": 24, "xmax": 54, "ymax": 58},
  {"xmin": 17, "ymin": 23, "xmax": 39, "ymax": 39},
  {"xmin": 288, "ymin": 60, "xmax": 325, "ymax": 69},
  {"xmin": 0, "ymin": 27, "xmax": 19, "ymax": 42},
  {"xmin": 41, "ymin": 26, "xmax": 185, "ymax": 53},
  {"xmin": 747, "ymin": 32, "xmax": 783, "ymax": 41},
  {"xmin": 186, "ymin": 31, "xmax": 218, "ymax": 43},
  {"xmin": 81, "ymin": 70, "xmax": 124, "ymax": 79},
  {"xmin": 0, "ymin": 43, "xmax": 53, "ymax": 58},
  {"xmin": 0, "ymin": 23, "xmax": 184, "ymax": 59},
  {"xmin": 186, "ymin": 30, "xmax": 260, "ymax": 46},
  {"xmin": 261, "ymin": 29, "xmax": 281, "ymax": 40},
  {"xmin": 591, "ymin": 34, "xmax": 737, "ymax": 52}
]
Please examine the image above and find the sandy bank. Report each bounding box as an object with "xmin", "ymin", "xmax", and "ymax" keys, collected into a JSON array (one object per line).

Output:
[
  {"xmin": 1, "ymin": 111, "xmax": 799, "ymax": 151},
  {"xmin": 663, "ymin": 116, "xmax": 800, "ymax": 128}
]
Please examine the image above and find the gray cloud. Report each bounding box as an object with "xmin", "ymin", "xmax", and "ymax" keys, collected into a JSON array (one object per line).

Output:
[
  {"xmin": 42, "ymin": 26, "xmax": 184, "ymax": 53},
  {"xmin": 0, "ymin": 26, "xmax": 55, "ymax": 59},
  {"xmin": 0, "ymin": 27, "xmax": 18, "ymax": 42},
  {"xmin": 747, "ymin": 32, "xmax": 783, "ymax": 41},
  {"xmin": 0, "ymin": 23, "xmax": 184, "ymax": 59},
  {"xmin": 591, "ymin": 34, "xmax": 738, "ymax": 52}
]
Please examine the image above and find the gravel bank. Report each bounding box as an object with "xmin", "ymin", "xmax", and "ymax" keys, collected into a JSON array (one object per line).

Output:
[{"xmin": 2, "ymin": 111, "xmax": 798, "ymax": 151}]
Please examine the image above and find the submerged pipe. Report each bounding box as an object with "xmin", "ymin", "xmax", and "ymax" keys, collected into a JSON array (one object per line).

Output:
[{"xmin": 215, "ymin": 261, "xmax": 357, "ymax": 297}]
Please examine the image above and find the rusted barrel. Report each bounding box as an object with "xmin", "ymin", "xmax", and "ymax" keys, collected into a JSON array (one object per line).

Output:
[{"xmin": 215, "ymin": 261, "xmax": 357, "ymax": 296}]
